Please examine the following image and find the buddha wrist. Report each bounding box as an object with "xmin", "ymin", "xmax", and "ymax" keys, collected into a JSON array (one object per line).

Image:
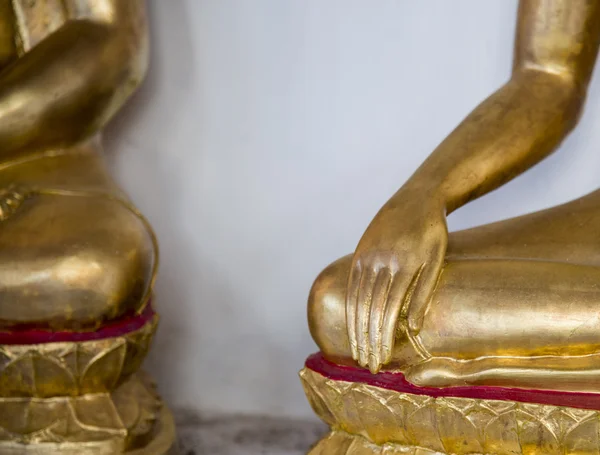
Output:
[{"xmin": 394, "ymin": 175, "xmax": 448, "ymax": 214}]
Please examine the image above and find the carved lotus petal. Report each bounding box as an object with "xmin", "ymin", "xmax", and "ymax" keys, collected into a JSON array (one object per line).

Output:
[
  {"xmin": 0, "ymin": 352, "xmax": 75, "ymax": 397},
  {"xmin": 80, "ymin": 340, "xmax": 127, "ymax": 393},
  {"xmin": 120, "ymin": 322, "xmax": 156, "ymax": 379},
  {"xmin": 0, "ymin": 316, "xmax": 157, "ymax": 397},
  {"xmin": 309, "ymin": 431, "xmax": 355, "ymax": 455},
  {"xmin": 562, "ymin": 416, "xmax": 600, "ymax": 454},
  {"xmin": 351, "ymin": 387, "xmax": 399, "ymax": 446},
  {"xmin": 516, "ymin": 409, "xmax": 561, "ymax": 455},
  {"xmin": 0, "ymin": 398, "xmax": 67, "ymax": 435},
  {"xmin": 0, "ymin": 373, "xmax": 165, "ymax": 451},
  {"xmin": 482, "ymin": 410, "xmax": 520, "ymax": 455},
  {"xmin": 406, "ymin": 403, "xmax": 445, "ymax": 452},
  {"xmin": 71, "ymin": 394, "xmax": 126, "ymax": 433},
  {"xmin": 434, "ymin": 402, "xmax": 483, "ymax": 454},
  {"xmin": 301, "ymin": 367, "xmax": 600, "ymax": 455},
  {"xmin": 299, "ymin": 370, "xmax": 336, "ymax": 427}
]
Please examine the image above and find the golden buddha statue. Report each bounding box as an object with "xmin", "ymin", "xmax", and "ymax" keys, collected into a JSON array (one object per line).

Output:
[
  {"xmin": 0, "ymin": 0, "xmax": 175, "ymax": 453},
  {"xmin": 300, "ymin": 1, "xmax": 600, "ymax": 453}
]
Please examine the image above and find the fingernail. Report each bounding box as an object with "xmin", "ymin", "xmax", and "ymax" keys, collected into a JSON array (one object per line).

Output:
[
  {"xmin": 382, "ymin": 346, "xmax": 391, "ymax": 363},
  {"xmin": 358, "ymin": 348, "xmax": 367, "ymax": 366},
  {"xmin": 368, "ymin": 354, "xmax": 380, "ymax": 374}
]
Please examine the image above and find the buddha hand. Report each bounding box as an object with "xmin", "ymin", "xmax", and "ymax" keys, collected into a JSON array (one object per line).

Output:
[{"xmin": 346, "ymin": 186, "xmax": 447, "ymax": 373}]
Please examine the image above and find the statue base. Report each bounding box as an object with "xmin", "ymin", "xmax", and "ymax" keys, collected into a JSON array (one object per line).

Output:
[
  {"xmin": 0, "ymin": 305, "xmax": 177, "ymax": 454},
  {"xmin": 0, "ymin": 412, "xmax": 177, "ymax": 454},
  {"xmin": 128, "ymin": 406, "xmax": 177, "ymax": 455},
  {"xmin": 301, "ymin": 353, "xmax": 600, "ymax": 455},
  {"xmin": 0, "ymin": 372, "xmax": 177, "ymax": 454}
]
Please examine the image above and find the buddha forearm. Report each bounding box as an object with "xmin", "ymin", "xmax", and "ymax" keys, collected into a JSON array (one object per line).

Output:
[
  {"xmin": 398, "ymin": 0, "xmax": 600, "ymax": 215},
  {"xmin": 406, "ymin": 69, "xmax": 583, "ymax": 214},
  {"xmin": 0, "ymin": 15, "xmax": 147, "ymax": 158}
]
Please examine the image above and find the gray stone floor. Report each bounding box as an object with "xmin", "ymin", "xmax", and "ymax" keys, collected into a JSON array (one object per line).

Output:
[{"xmin": 174, "ymin": 410, "xmax": 328, "ymax": 454}]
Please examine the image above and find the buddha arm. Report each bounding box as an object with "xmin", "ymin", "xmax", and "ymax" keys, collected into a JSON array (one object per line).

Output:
[
  {"xmin": 404, "ymin": 0, "xmax": 600, "ymax": 214},
  {"xmin": 348, "ymin": 0, "xmax": 600, "ymax": 374},
  {"xmin": 0, "ymin": 0, "xmax": 148, "ymax": 159}
]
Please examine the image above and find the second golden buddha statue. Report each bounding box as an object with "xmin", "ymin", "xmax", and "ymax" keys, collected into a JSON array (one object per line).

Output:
[
  {"xmin": 0, "ymin": 0, "xmax": 175, "ymax": 453},
  {"xmin": 301, "ymin": 1, "xmax": 600, "ymax": 453}
]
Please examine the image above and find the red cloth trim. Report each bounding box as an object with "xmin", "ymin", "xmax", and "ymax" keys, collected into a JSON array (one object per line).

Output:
[
  {"xmin": 306, "ymin": 352, "xmax": 600, "ymax": 410},
  {"xmin": 0, "ymin": 305, "xmax": 156, "ymax": 345}
]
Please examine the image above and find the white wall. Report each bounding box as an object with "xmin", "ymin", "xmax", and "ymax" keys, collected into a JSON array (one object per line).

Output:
[{"xmin": 105, "ymin": 0, "xmax": 600, "ymax": 418}]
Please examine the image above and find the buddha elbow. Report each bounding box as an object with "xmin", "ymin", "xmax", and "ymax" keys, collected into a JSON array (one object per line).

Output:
[{"xmin": 98, "ymin": 33, "xmax": 149, "ymax": 121}]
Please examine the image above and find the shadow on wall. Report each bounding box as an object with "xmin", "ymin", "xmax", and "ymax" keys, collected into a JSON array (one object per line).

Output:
[{"xmin": 103, "ymin": 0, "xmax": 200, "ymax": 408}]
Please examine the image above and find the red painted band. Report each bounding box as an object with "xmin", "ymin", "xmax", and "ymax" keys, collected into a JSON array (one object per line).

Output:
[
  {"xmin": 0, "ymin": 304, "xmax": 156, "ymax": 345},
  {"xmin": 306, "ymin": 352, "xmax": 600, "ymax": 411}
]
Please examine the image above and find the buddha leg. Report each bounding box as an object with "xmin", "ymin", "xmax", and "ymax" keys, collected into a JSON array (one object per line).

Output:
[
  {"xmin": 0, "ymin": 144, "xmax": 157, "ymax": 330},
  {"xmin": 309, "ymin": 189, "xmax": 600, "ymax": 391},
  {"xmin": 308, "ymin": 254, "xmax": 354, "ymax": 364},
  {"xmin": 0, "ymin": 145, "xmax": 176, "ymax": 453}
]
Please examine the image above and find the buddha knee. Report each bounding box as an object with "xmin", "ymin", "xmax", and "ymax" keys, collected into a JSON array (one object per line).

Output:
[
  {"xmin": 0, "ymin": 195, "xmax": 156, "ymax": 330},
  {"xmin": 308, "ymin": 255, "xmax": 353, "ymax": 360}
]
